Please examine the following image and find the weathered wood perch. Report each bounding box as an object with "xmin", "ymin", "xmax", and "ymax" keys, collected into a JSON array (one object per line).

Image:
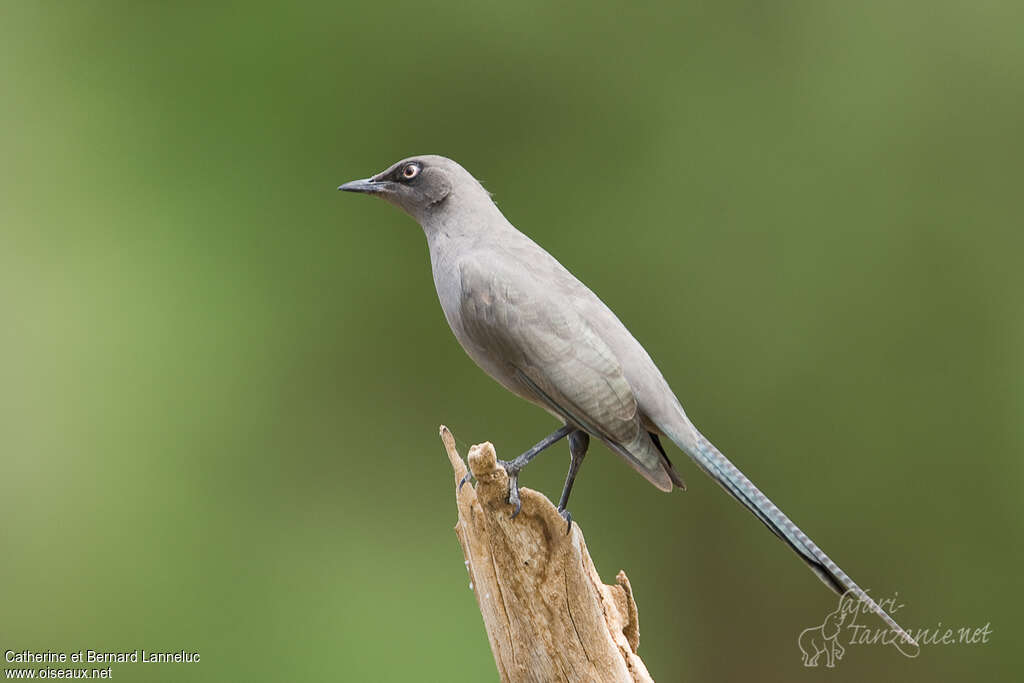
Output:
[{"xmin": 442, "ymin": 425, "xmax": 655, "ymax": 683}]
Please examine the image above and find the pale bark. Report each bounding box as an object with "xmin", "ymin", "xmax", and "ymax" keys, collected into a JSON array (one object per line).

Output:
[{"xmin": 442, "ymin": 425, "xmax": 655, "ymax": 683}]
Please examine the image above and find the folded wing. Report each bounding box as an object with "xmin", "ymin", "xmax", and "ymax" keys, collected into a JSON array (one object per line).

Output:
[{"xmin": 458, "ymin": 256, "xmax": 673, "ymax": 490}]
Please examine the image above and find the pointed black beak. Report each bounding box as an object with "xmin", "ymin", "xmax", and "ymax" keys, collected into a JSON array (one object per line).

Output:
[{"xmin": 338, "ymin": 177, "xmax": 387, "ymax": 194}]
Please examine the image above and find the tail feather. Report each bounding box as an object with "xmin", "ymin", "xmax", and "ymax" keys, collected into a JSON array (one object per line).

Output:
[
  {"xmin": 650, "ymin": 432, "xmax": 687, "ymax": 490},
  {"xmin": 677, "ymin": 430, "xmax": 918, "ymax": 652}
]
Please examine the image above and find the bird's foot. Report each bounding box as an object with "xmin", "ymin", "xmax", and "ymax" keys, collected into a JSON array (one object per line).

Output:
[
  {"xmin": 497, "ymin": 459, "xmax": 522, "ymax": 518},
  {"xmin": 556, "ymin": 506, "xmax": 572, "ymax": 535},
  {"xmin": 457, "ymin": 471, "xmax": 473, "ymax": 492}
]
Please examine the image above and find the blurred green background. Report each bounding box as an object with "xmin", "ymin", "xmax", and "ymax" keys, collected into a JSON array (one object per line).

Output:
[{"xmin": 2, "ymin": 1, "xmax": 1021, "ymax": 681}]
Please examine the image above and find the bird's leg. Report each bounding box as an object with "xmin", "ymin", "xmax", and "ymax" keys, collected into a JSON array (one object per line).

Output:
[
  {"xmin": 556, "ymin": 430, "xmax": 589, "ymax": 534},
  {"xmin": 499, "ymin": 424, "xmax": 574, "ymax": 518}
]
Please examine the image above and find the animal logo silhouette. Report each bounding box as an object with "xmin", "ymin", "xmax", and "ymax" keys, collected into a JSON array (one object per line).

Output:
[{"xmin": 799, "ymin": 605, "xmax": 847, "ymax": 667}]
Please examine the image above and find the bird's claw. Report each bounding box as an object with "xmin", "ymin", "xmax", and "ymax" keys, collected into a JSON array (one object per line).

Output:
[
  {"xmin": 508, "ymin": 489, "xmax": 522, "ymax": 519},
  {"xmin": 498, "ymin": 459, "xmax": 523, "ymax": 519},
  {"xmin": 557, "ymin": 507, "xmax": 572, "ymax": 535},
  {"xmin": 457, "ymin": 471, "xmax": 473, "ymax": 492}
]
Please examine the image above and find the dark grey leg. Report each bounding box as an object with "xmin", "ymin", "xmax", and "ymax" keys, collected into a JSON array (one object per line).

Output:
[
  {"xmin": 458, "ymin": 424, "xmax": 575, "ymax": 496},
  {"xmin": 556, "ymin": 430, "xmax": 589, "ymax": 534},
  {"xmin": 495, "ymin": 424, "xmax": 574, "ymax": 518},
  {"xmin": 458, "ymin": 424, "xmax": 575, "ymax": 512}
]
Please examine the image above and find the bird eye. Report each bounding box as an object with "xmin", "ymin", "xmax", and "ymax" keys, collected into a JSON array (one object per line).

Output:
[{"xmin": 401, "ymin": 163, "xmax": 420, "ymax": 180}]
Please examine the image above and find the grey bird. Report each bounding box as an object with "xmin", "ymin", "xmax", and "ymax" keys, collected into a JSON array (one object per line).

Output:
[{"xmin": 339, "ymin": 155, "xmax": 918, "ymax": 651}]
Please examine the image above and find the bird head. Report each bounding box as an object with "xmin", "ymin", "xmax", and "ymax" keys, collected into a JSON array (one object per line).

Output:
[{"xmin": 339, "ymin": 155, "xmax": 490, "ymax": 222}]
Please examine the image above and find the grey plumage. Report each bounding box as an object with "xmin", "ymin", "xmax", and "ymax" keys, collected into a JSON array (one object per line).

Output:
[{"xmin": 340, "ymin": 155, "xmax": 917, "ymax": 650}]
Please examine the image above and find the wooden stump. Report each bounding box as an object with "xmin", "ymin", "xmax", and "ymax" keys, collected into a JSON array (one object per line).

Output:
[{"xmin": 442, "ymin": 425, "xmax": 655, "ymax": 683}]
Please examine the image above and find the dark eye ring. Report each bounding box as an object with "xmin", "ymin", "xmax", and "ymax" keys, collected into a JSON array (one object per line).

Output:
[{"xmin": 402, "ymin": 164, "xmax": 420, "ymax": 180}]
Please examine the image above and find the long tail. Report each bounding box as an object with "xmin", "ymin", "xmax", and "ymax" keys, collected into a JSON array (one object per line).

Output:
[{"xmin": 678, "ymin": 430, "xmax": 919, "ymax": 653}]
